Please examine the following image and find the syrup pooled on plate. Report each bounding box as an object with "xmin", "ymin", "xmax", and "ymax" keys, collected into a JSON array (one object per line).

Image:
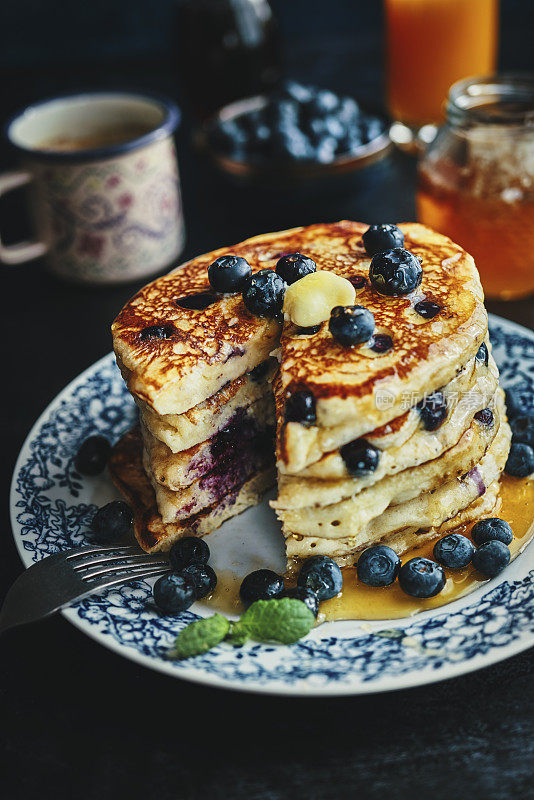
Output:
[{"xmin": 205, "ymin": 475, "xmax": 534, "ymax": 621}]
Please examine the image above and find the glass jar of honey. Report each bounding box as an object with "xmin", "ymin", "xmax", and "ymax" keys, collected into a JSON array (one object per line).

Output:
[{"xmin": 417, "ymin": 75, "xmax": 534, "ymax": 300}]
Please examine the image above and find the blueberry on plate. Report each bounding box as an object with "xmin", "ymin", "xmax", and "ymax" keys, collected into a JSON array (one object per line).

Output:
[
  {"xmin": 369, "ymin": 248, "xmax": 423, "ymax": 296},
  {"xmin": 181, "ymin": 563, "xmax": 217, "ymax": 599},
  {"xmin": 75, "ymin": 435, "xmax": 111, "ymax": 476},
  {"xmin": 356, "ymin": 545, "xmax": 400, "ymax": 587},
  {"xmin": 275, "ymin": 253, "xmax": 316, "ymax": 285},
  {"xmin": 297, "ymin": 555, "xmax": 343, "ymax": 601},
  {"xmin": 362, "ymin": 224, "xmax": 405, "ymax": 256},
  {"xmin": 91, "ymin": 500, "xmax": 133, "ymax": 542},
  {"xmin": 398, "ymin": 557, "xmax": 446, "ymax": 598},
  {"xmin": 505, "ymin": 442, "xmax": 534, "ymax": 478},
  {"xmin": 475, "ymin": 342, "xmax": 489, "ymax": 366},
  {"xmin": 340, "ymin": 438, "xmax": 380, "ymax": 477},
  {"xmin": 283, "ymin": 586, "xmax": 320, "ymax": 617},
  {"xmin": 242, "ymin": 269, "xmax": 286, "ymax": 318},
  {"xmin": 417, "ymin": 390, "xmax": 448, "ymax": 431},
  {"xmin": 472, "ymin": 540, "xmax": 511, "ymax": 578},
  {"xmin": 169, "ymin": 537, "xmax": 210, "ymax": 572},
  {"xmin": 471, "ymin": 517, "xmax": 513, "ymax": 547},
  {"xmin": 329, "ymin": 305, "xmax": 375, "ymax": 346},
  {"xmin": 239, "ymin": 569, "xmax": 284, "ymax": 605},
  {"xmin": 208, "ymin": 254, "xmax": 251, "ymax": 293},
  {"xmin": 153, "ymin": 573, "xmax": 196, "ymax": 615},
  {"xmin": 433, "ymin": 534, "xmax": 475, "ymax": 569},
  {"xmin": 510, "ymin": 414, "xmax": 534, "ymax": 448},
  {"xmin": 285, "ymin": 390, "xmax": 316, "ymax": 425}
]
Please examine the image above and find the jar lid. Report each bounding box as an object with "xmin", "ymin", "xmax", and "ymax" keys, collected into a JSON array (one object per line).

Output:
[{"xmin": 447, "ymin": 73, "xmax": 534, "ymax": 127}]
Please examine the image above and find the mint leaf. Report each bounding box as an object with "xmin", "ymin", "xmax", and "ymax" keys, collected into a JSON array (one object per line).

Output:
[
  {"xmin": 226, "ymin": 619, "xmax": 251, "ymax": 647},
  {"xmin": 169, "ymin": 614, "xmax": 230, "ymax": 659},
  {"xmin": 241, "ymin": 598, "xmax": 315, "ymax": 644}
]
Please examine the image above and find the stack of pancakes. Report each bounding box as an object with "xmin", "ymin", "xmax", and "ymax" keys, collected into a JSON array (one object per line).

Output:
[{"xmin": 111, "ymin": 221, "xmax": 511, "ymax": 567}]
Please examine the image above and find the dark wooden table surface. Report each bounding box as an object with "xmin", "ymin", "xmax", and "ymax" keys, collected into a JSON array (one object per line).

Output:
[{"xmin": 1, "ymin": 59, "xmax": 533, "ymax": 799}]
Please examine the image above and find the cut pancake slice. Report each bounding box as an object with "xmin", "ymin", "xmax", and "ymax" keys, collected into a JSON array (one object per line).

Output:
[
  {"xmin": 274, "ymin": 387, "xmax": 501, "ymax": 513},
  {"xmin": 141, "ymin": 394, "xmax": 275, "ymax": 490},
  {"xmin": 279, "ymin": 350, "xmax": 498, "ymax": 489},
  {"xmin": 139, "ymin": 358, "xmax": 276, "ymax": 454},
  {"xmin": 109, "ymin": 426, "xmax": 276, "ymax": 553},
  {"xmin": 144, "ymin": 424, "xmax": 275, "ymax": 524},
  {"xmin": 283, "ymin": 414, "xmax": 511, "ymax": 565}
]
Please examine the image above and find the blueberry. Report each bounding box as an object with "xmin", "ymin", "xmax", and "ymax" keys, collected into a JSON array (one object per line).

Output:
[
  {"xmin": 475, "ymin": 342, "xmax": 489, "ymax": 366},
  {"xmin": 471, "ymin": 517, "xmax": 513, "ymax": 547},
  {"xmin": 283, "ymin": 586, "xmax": 320, "ymax": 617},
  {"xmin": 370, "ymin": 333, "xmax": 393, "ymax": 354},
  {"xmin": 472, "ymin": 540, "xmax": 511, "ymax": 578},
  {"xmin": 417, "ymin": 390, "xmax": 448, "ymax": 431},
  {"xmin": 279, "ymin": 79, "xmax": 314, "ymax": 104},
  {"xmin": 362, "ymin": 224, "xmax": 405, "ymax": 256},
  {"xmin": 359, "ymin": 117, "xmax": 385, "ymax": 144},
  {"xmin": 474, "ymin": 408, "xmax": 494, "ymax": 425},
  {"xmin": 169, "ymin": 537, "xmax": 210, "ymax": 571},
  {"xmin": 309, "ymin": 89, "xmax": 340, "ymax": 116},
  {"xmin": 398, "ymin": 557, "xmax": 446, "ymax": 598},
  {"xmin": 349, "ymin": 276, "xmax": 367, "ymax": 290},
  {"xmin": 139, "ymin": 323, "xmax": 175, "ymax": 341},
  {"xmin": 505, "ymin": 442, "xmax": 534, "ymax": 477},
  {"xmin": 208, "ymin": 254, "xmax": 251, "ymax": 293},
  {"xmin": 414, "ymin": 300, "xmax": 441, "ymax": 319},
  {"xmin": 181, "ymin": 563, "xmax": 217, "ymax": 599},
  {"xmin": 239, "ymin": 569, "xmax": 284, "ymax": 604},
  {"xmin": 75, "ymin": 435, "xmax": 111, "ymax": 476},
  {"xmin": 91, "ymin": 500, "xmax": 133, "ymax": 542},
  {"xmin": 285, "ymin": 390, "xmax": 316, "ymax": 425},
  {"xmin": 356, "ymin": 545, "xmax": 400, "ymax": 587},
  {"xmin": 275, "ymin": 253, "xmax": 316, "ymax": 285},
  {"xmin": 270, "ymin": 128, "xmax": 313, "ymax": 161},
  {"xmin": 315, "ymin": 135, "xmax": 338, "ymax": 163},
  {"xmin": 340, "ymin": 438, "xmax": 380, "ymax": 477},
  {"xmin": 510, "ymin": 414, "xmax": 534, "ymax": 448},
  {"xmin": 433, "ymin": 534, "xmax": 475, "ymax": 569},
  {"xmin": 369, "ymin": 248, "xmax": 422, "ymax": 296},
  {"xmin": 153, "ymin": 573, "xmax": 196, "ymax": 615},
  {"xmin": 505, "ymin": 385, "xmax": 534, "ymax": 419},
  {"xmin": 329, "ymin": 305, "xmax": 375, "ymax": 346},
  {"xmin": 297, "ymin": 556, "xmax": 343, "ymax": 600},
  {"xmin": 337, "ymin": 97, "xmax": 360, "ymax": 123},
  {"xmin": 175, "ymin": 292, "xmax": 217, "ymax": 310},
  {"xmin": 242, "ymin": 269, "xmax": 286, "ymax": 318}
]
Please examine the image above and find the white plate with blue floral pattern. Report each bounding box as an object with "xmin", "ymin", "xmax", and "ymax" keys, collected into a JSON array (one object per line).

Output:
[{"xmin": 10, "ymin": 314, "xmax": 534, "ymax": 695}]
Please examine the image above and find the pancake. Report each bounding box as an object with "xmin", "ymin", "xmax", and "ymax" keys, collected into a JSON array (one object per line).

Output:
[
  {"xmin": 141, "ymin": 394, "xmax": 275, "ymax": 490},
  {"xmin": 274, "ymin": 388, "xmax": 501, "ymax": 511},
  {"xmin": 284, "ymin": 415, "xmax": 511, "ymax": 564},
  {"xmin": 112, "ymin": 222, "xmax": 486, "ymax": 432},
  {"xmin": 109, "ymin": 426, "xmax": 276, "ymax": 553},
  {"xmin": 139, "ymin": 358, "xmax": 276, "ymax": 453},
  {"xmin": 278, "ymin": 347, "xmax": 498, "ymax": 481},
  {"xmin": 274, "ymin": 389, "xmax": 502, "ymax": 521}
]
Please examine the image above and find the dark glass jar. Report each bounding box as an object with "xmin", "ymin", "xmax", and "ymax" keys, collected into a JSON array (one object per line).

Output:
[
  {"xmin": 174, "ymin": 0, "xmax": 281, "ymax": 119},
  {"xmin": 417, "ymin": 74, "xmax": 534, "ymax": 300}
]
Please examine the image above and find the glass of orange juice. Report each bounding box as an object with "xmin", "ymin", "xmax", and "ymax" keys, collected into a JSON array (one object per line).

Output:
[{"xmin": 385, "ymin": 0, "xmax": 499, "ymax": 147}]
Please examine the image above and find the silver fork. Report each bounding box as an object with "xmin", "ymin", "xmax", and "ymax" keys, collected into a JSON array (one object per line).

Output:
[{"xmin": 0, "ymin": 544, "xmax": 171, "ymax": 635}]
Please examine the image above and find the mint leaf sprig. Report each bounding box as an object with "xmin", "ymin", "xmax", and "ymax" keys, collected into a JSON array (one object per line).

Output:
[{"xmin": 169, "ymin": 598, "xmax": 315, "ymax": 659}]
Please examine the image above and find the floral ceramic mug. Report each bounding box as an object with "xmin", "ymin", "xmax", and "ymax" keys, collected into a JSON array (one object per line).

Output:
[{"xmin": 0, "ymin": 92, "xmax": 185, "ymax": 284}]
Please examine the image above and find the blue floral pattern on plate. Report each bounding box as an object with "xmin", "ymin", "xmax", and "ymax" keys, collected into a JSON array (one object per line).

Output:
[{"xmin": 9, "ymin": 316, "xmax": 534, "ymax": 695}]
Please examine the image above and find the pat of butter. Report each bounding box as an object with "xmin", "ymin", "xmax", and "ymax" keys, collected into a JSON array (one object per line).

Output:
[{"xmin": 283, "ymin": 271, "xmax": 356, "ymax": 327}]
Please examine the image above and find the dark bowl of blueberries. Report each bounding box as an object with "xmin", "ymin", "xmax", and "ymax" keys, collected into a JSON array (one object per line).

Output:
[{"xmin": 200, "ymin": 80, "xmax": 392, "ymax": 186}]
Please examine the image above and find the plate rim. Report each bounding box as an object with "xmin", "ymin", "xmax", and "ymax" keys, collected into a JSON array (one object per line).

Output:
[{"xmin": 9, "ymin": 313, "xmax": 534, "ymax": 696}]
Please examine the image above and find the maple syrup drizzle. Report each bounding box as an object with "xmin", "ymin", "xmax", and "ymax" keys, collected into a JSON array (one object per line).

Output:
[{"xmin": 205, "ymin": 475, "xmax": 534, "ymax": 621}]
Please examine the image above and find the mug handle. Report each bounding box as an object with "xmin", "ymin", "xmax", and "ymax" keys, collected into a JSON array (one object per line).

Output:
[{"xmin": 0, "ymin": 170, "xmax": 48, "ymax": 264}]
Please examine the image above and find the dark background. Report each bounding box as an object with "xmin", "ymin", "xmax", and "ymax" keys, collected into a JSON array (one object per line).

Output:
[{"xmin": 1, "ymin": 1, "xmax": 533, "ymax": 799}]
